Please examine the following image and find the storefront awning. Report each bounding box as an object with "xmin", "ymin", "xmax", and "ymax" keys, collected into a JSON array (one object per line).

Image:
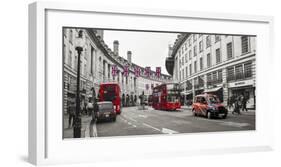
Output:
[{"xmin": 204, "ymin": 87, "xmax": 222, "ymax": 93}]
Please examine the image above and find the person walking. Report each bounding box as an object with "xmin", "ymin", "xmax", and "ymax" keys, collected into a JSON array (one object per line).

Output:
[
  {"xmin": 68, "ymin": 102, "xmax": 75, "ymax": 128},
  {"xmin": 232, "ymin": 95, "xmax": 241, "ymax": 115},
  {"xmin": 241, "ymin": 95, "xmax": 248, "ymax": 112}
]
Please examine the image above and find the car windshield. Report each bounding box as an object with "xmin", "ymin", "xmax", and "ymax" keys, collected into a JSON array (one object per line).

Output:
[
  {"xmin": 208, "ymin": 96, "xmax": 220, "ymax": 104},
  {"xmin": 98, "ymin": 103, "xmax": 113, "ymax": 111}
]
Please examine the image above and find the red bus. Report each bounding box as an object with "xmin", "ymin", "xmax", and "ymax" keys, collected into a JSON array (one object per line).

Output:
[
  {"xmin": 152, "ymin": 83, "xmax": 181, "ymax": 111},
  {"xmin": 98, "ymin": 83, "xmax": 121, "ymax": 114}
]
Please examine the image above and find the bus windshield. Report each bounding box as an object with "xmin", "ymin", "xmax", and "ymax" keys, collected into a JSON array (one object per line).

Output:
[{"xmin": 102, "ymin": 85, "xmax": 116, "ymax": 101}]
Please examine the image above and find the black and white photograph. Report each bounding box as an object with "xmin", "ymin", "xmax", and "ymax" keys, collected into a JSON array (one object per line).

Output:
[{"xmin": 63, "ymin": 28, "xmax": 256, "ymax": 139}]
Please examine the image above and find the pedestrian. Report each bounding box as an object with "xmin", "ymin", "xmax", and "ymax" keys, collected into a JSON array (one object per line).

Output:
[
  {"xmin": 241, "ymin": 95, "xmax": 248, "ymax": 112},
  {"xmin": 68, "ymin": 102, "xmax": 75, "ymax": 128},
  {"xmin": 232, "ymin": 95, "xmax": 241, "ymax": 115},
  {"xmin": 86, "ymin": 100, "xmax": 94, "ymax": 116},
  {"xmin": 92, "ymin": 101, "xmax": 99, "ymax": 121}
]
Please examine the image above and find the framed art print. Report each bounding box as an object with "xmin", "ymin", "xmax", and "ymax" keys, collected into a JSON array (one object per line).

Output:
[{"xmin": 28, "ymin": 1, "xmax": 274, "ymax": 165}]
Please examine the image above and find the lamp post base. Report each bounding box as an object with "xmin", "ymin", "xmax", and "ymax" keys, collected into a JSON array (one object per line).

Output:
[{"xmin": 73, "ymin": 117, "xmax": 82, "ymax": 138}]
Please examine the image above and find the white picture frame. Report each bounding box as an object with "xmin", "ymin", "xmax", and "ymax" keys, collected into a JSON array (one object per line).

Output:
[{"xmin": 28, "ymin": 1, "xmax": 274, "ymax": 165}]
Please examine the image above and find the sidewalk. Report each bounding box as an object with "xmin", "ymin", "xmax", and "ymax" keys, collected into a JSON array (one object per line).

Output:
[{"xmin": 63, "ymin": 114, "xmax": 92, "ymax": 138}]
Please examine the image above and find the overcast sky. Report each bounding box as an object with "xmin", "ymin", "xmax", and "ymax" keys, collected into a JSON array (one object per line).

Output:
[{"xmin": 103, "ymin": 30, "xmax": 179, "ymax": 75}]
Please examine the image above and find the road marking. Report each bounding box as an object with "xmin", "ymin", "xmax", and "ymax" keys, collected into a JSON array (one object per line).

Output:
[
  {"xmin": 220, "ymin": 122, "xmax": 250, "ymax": 128},
  {"xmin": 138, "ymin": 114, "xmax": 148, "ymax": 118},
  {"xmin": 143, "ymin": 123, "xmax": 161, "ymax": 131},
  {"xmin": 161, "ymin": 128, "xmax": 179, "ymax": 134},
  {"xmin": 127, "ymin": 117, "xmax": 137, "ymax": 122},
  {"xmin": 132, "ymin": 124, "xmax": 137, "ymax": 128},
  {"xmin": 196, "ymin": 117, "xmax": 251, "ymax": 128},
  {"xmin": 90, "ymin": 121, "xmax": 98, "ymax": 137},
  {"xmin": 128, "ymin": 122, "xmax": 132, "ymax": 125}
]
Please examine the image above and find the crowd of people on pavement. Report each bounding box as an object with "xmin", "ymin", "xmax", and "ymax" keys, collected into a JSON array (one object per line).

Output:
[{"xmin": 227, "ymin": 94, "xmax": 249, "ymax": 115}]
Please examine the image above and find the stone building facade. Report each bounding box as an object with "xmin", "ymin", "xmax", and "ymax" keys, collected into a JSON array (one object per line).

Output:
[
  {"xmin": 166, "ymin": 33, "xmax": 256, "ymax": 108},
  {"xmin": 63, "ymin": 28, "xmax": 171, "ymax": 113}
]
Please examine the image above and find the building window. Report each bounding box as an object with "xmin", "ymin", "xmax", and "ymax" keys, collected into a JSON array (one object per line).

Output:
[
  {"xmin": 244, "ymin": 62, "xmax": 252, "ymax": 78},
  {"xmin": 188, "ymin": 38, "xmax": 191, "ymax": 46},
  {"xmin": 227, "ymin": 67, "xmax": 235, "ymax": 81},
  {"xmin": 193, "ymin": 46, "xmax": 197, "ymax": 57},
  {"xmin": 189, "ymin": 64, "xmax": 192, "ymax": 75},
  {"xmin": 194, "ymin": 61, "xmax": 197, "ymax": 73},
  {"xmin": 74, "ymin": 56, "xmax": 78, "ymax": 71},
  {"xmin": 179, "ymin": 71, "xmax": 181, "ymax": 81},
  {"xmin": 235, "ymin": 64, "xmax": 243, "ymax": 80},
  {"xmin": 186, "ymin": 66, "xmax": 188, "ymax": 77},
  {"xmin": 184, "ymin": 42, "xmax": 187, "ymax": 51},
  {"xmin": 193, "ymin": 34, "xmax": 197, "ymax": 42},
  {"xmin": 207, "ymin": 73, "xmax": 212, "ymax": 86},
  {"xmin": 216, "ymin": 48, "xmax": 221, "ymax": 64},
  {"xmin": 185, "ymin": 53, "xmax": 188, "ymax": 63},
  {"xmin": 199, "ymin": 41, "xmax": 203, "ymax": 53},
  {"xmin": 215, "ymin": 35, "xmax": 220, "ymax": 42},
  {"xmin": 84, "ymin": 64, "xmax": 87, "ymax": 76},
  {"xmin": 218, "ymin": 70, "xmax": 222, "ymax": 82},
  {"xmin": 241, "ymin": 36, "xmax": 249, "ymax": 54},
  {"xmin": 68, "ymin": 50, "xmax": 72, "ymax": 67},
  {"xmin": 189, "ymin": 50, "xmax": 192, "ymax": 60},
  {"xmin": 207, "ymin": 53, "xmax": 211, "ymax": 67},
  {"xmin": 179, "ymin": 59, "xmax": 181, "ymax": 68},
  {"xmin": 69, "ymin": 29, "xmax": 73, "ymax": 44},
  {"xmin": 212, "ymin": 71, "xmax": 217, "ymax": 82},
  {"xmin": 200, "ymin": 57, "xmax": 203, "ymax": 71},
  {"xmin": 199, "ymin": 34, "xmax": 203, "ymax": 38},
  {"xmin": 227, "ymin": 42, "xmax": 233, "ymax": 59},
  {"xmin": 206, "ymin": 35, "xmax": 211, "ymax": 48},
  {"xmin": 182, "ymin": 57, "xmax": 184, "ymax": 66}
]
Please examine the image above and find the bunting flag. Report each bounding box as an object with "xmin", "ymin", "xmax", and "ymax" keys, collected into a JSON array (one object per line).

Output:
[
  {"xmin": 111, "ymin": 65, "xmax": 118, "ymax": 77},
  {"xmin": 156, "ymin": 67, "xmax": 161, "ymax": 78},
  {"xmin": 144, "ymin": 67, "xmax": 151, "ymax": 78}
]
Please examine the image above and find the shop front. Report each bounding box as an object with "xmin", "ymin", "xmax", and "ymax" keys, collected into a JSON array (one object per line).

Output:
[{"xmin": 228, "ymin": 80, "xmax": 256, "ymax": 109}]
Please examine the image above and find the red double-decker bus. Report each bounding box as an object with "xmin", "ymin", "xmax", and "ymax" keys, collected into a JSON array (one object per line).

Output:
[
  {"xmin": 98, "ymin": 83, "xmax": 121, "ymax": 114},
  {"xmin": 152, "ymin": 83, "xmax": 181, "ymax": 111}
]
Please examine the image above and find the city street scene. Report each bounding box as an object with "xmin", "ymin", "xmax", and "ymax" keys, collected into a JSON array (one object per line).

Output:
[{"xmin": 63, "ymin": 27, "xmax": 256, "ymax": 138}]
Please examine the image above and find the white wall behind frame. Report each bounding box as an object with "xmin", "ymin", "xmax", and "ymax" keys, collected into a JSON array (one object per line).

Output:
[{"xmin": 0, "ymin": 0, "xmax": 280, "ymax": 167}]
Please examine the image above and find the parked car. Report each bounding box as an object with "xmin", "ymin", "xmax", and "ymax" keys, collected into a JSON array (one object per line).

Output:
[
  {"xmin": 192, "ymin": 94, "xmax": 228, "ymax": 119},
  {"xmin": 92, "ymin": 101, "xmax": 116, "ymax": 122}
]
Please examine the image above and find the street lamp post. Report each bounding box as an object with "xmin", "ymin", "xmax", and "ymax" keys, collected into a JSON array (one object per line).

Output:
[{"xmin": 73, "ymin": 30, "xmax": 84, "ymax": 138}]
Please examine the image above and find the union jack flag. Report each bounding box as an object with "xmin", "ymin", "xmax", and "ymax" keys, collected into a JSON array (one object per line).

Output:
[
  {"xmin": 123, "ymin": 65, "xmax": 129, "ymax": 77},
  {"xmin": 134, "ymin": 66, "xmax": 140, "ymax": 77},
  {"xmin": 112, "ymin": 65, "xmax": 118, "ymax": 77},
  {"xmin": 144, "ymin": 67, "xmax": 151, "ymax": 78},
  {"xmin": 156, "ymin": 67, "xmax": 161, "ymax": 78}
]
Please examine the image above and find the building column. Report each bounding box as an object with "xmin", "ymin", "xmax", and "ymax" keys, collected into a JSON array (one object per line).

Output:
[
  {"xmin": 192, "ymin": 78, "xmax": 195, "ymax": 98},
  {"xmin": 222, "ymin": 68, "xmax": 228, "ymax": 106},
  {"xmin": 104, "ymin": 61, "xmax": 108, "ymax": 82},
  {"xmin": 203, "ymin": 74, "xmax": 208, "ymax": 90}
]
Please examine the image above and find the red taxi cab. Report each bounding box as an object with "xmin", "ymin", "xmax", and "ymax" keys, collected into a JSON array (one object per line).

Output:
[{"xmin": 192, "ymin": 94, "xmax": 228, "ymax": 119}]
